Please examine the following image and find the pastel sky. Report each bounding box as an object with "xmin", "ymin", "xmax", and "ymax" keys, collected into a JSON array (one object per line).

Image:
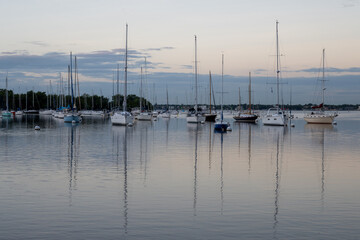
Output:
[{"xmin": 0, "ymin": 0, "xmax": 359, "ymax": 104}]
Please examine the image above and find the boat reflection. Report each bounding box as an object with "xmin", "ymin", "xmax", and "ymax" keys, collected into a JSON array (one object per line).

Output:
[
  {"xmin": 66, "ymin": 124, "xmax": 80, "ymax": 206},
  {"xmin": 305, "ymin": 124, "xmax": 334, "ymax": 209}
]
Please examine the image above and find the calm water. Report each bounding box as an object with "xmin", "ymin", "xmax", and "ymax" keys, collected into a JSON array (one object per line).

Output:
[{"xmin": 1, "ymin": 112, "xmax": 360, "ymax": 240}]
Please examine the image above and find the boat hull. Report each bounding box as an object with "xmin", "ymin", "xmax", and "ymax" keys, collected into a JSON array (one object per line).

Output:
[
  {"xmin": 64, "ymin": 114, "xmax": 82, "ymax": 123},
  {"xmin": 304, "ymin": 115, "xmax": 334, "ymax": 124},
  {"xmin": 205, "ymin": 113, "xmax": 217, "ymax": 122},
  {"xmin": 186, "ymin": 115, "xmax": 205, "ymax": 123},
  {"xmin": 2, "ymin": 111, "xmax": 12, "ymax": 118},
  {"xmin": 214, "ymin": 121, "xmax": 230, "ymax": 132},
  {"xmin": 137, "ymin": 113, "xmax": 152, "ymax": 121},
  {"xmin": 111, "ymin": 112, "xmax": 134, "ymax": 126},
  {"xmin": 233, "ymin": 114, "xmax": 258, "ymax": 123}
]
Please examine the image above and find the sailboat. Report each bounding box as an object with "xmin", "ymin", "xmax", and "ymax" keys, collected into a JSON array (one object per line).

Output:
[
  {"xmin": 2, "ymin": 75, "xmax": 12, "ymax": 117},
  {"xmin": 304, "ymin": 49, "xmax": 337, "ymax": 124},
  {"xmin": 111, "ymin": 24, "xmax": 135, "ymax": 126},
  {"xmin": 160, "ymin": 86, "xmax": 171, "ymax": 118},
  {"xmin": 137, "ymin": 66, "xmax": 152, "ymax": 121},
  {"xmin": 204, "ymin": 71, "xmax": 217, "ymax": 122},
  {"xmin": 186, "ymin": 35, "xmax": 205, "ymax": 123},
  {"xmin": 233, "ymin": 72, "xmax": 258, "ymax": 122},
  {"xmin": 214, "ymin": 54, "xmax": 231, "ymax": 132},
  {"xmin": 64, "ymin": 52, "xmax": 82, "ymax": 123},
  {"xmin": 262, "ymin": 21, "xmax": 288, "ymax": 126}
]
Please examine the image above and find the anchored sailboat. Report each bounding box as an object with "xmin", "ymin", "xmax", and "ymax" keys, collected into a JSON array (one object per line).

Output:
[
  {"xmin": 304, "ymin": 49, "xmax": 337, "ymax": 124},
  {"xmin": 2, "ymin": 75, "xmax": 11, "ymax": 117},
  {"xmin": 233, "ymin": 72, "xmax": 258, "ymax": 122},
  {"xmin": 262, "ymin": 21, "xmax": 288, "ymax": 126},
  {"xmin": 204, "ymin": 71, "xmax": 217, "ymax": 122},
  {"xmin": 64, "ymin": 52, "xmax": 82, "ymax": 123},
  {"xmin": 214, "ymin": 54, "xmax": 231, "ymax": 132},
  {"xmin": 111, "ymin": 24, "xmax": 135, "ymax": 126},
  {"xmin": 187, "ymin": 35, "xmax": 205, "ymax": 123}
]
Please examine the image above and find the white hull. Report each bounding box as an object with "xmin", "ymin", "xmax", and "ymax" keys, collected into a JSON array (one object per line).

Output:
[
  {"xmin": 304, "ymin": 113, "xmax": 335, "ymax": 124},
  {"xmin": 40, "ymin": 110, "xmax": 53, "ymax": 115},
  {"xmin": 15, "ymin": 111, "xmax": 23, "ymax": 115},
  {"xmin": 111, "ymin": 112, "xmax": 134, "ymax": 126},
  {"xmin": 186, "ymin": 114, "xmax": 205, "ymax": 123},
  {"xmin": 137, "ymin": 113, "xmax": 152, "ymax": 121},
  {"xmin": 262, "ymin": 108, "xmax": 288, "ymax": 126},
  {"xmin": 160, "ymin": 112, "xmax": 171, "ymax": 118}
]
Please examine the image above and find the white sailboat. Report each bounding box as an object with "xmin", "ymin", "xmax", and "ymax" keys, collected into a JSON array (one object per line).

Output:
[
  {"xmin": 187, "ymin": 35, "xmax": 205, "ymax": 123},
  {"xmin": 137, "ymin": 65, "xmax": 152, "ymax": 121},
  {"xmin": 262, "ymin": 21, "xmax": 288, "ymax": 126},
  {"xmin": 304, "ymin": 49, "xmax": 337, "ymax": 124},
  {"xmin": 2, "ymin": 75, "xmax": 12, "ymax": 118},
  {"xmin": 214, "ymin": 53, "xmax": 231, "ymax": 132},
  {"xmin": 64, "ymin": 52, "xmax": 82, "ymax": 123},
  {"xmin": 160, "ymin": 87, "xmax": 171, "ymax": 118},
  {"xmin": 111, "ymin": 23, "xmax": 135, "ymax": 126}
]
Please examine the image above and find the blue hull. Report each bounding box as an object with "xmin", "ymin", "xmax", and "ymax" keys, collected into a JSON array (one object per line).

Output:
[
  {"xmin": 64, "ymin": 115, "xmax": 82, "ymax": 123},
  {"xmin": 214, "ymin": 122, "xmax": 229, "ymax": 132}
]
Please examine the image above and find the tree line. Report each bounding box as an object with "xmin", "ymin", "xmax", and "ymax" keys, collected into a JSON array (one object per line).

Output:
[{"xmin": 0, "ymin": 89, "xmax": 152, "ymax": 111}]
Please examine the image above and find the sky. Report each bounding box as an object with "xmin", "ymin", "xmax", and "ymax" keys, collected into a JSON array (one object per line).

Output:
[{"xmin": 0, "ymin": 0, "xmax": 359, "ymax": 105}]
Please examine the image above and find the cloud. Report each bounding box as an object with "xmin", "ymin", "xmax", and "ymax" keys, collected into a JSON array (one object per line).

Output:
[
  {"xmin": 24, "ymin": 41, "xmax": 49, "ymax": 47},
  {"xmin": 342, "ymin": 0, "xmax": 359, "ymax": 7},
  {"xmin": 298, "ymin": 67, "xmax": 360, "ymax": 73},
  {"xmin": 181, "ymin": 64, "xmax": 193, "ymax": 69},
  {"xmin": 141, "ymin": 47, "xmax": 175, "ymax": 52}
]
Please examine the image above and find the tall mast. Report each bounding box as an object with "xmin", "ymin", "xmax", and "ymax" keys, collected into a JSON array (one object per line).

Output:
[
  {"xmin": 117, "ymin": 64, "xmax": 120, "ymax": 108},
  {"xmin": 140, "ymin": 67, "xmax": 143, "ymax": 112},
  {"xmin": 5, "ymin": 75, "xmax": 8, "ymax": 111},
  {"xmin": 238, "ymin": 87, "xmax": 241, "ymax": 111},
  {"xmin": 166, "ymin": 85, "xmax": 169, "ymax": 110},
  {"xmin": 276, "ymin": 20, "xmax": 280, "ymax": 107},
  {"xmin": 209, "ymin": 71, "xmax": 212, "ymax": 114},
  {"xmin": 221, "ymin": 53, "xmax": 224, "ymax": 113},
  {"xmin": 19, "ymin": 87, "xmax": 21, "ymax": 110},
  {"xmin": 194, "ymin": 35, "xmax": 198, "ymax": 114},
  {"xmin": 32, "ymin": 87, "xmax": 34, "ymax": 109},
  {"xmin": 123, "ymin": 23, "xmax": 128, "ymax": 112},
  {"xmin": 322, "ymin": 48, "xmax": 325, "ymax": 110},
  {"xmin": 70, "ymin": 52, "xmax": 74, "ymax": 110},
  {"xmin": 76, "ymin": 56, "xmax": 81, "ymax": 110},
  {"xmin": 249, "ymin": 72, "xmax": 252, "ymax": 114}
]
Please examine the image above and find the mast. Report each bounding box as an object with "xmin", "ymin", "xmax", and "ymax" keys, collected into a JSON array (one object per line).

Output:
[
  {"xmin": 76, "ymin": 56, "xmax": 81, "ymax": 110},
  {"xmin": 238, "ymin": 87, "xmax": 241, "ymax": 112},
  {"xmin": 140, "ymin": 67, "xmax": 143, "ymax": 112},
  {"xmin": 26, "ymin": 91, "xmax": 28, "ymax": 110},
  {"xmin": 276, "ymin": 20, "xmax": 280, "ymax": 108},
  {"xmin": 123, "ymin": 23, "xmax": 128, "ymax": 112},
  {"xmin": 5, "ymin": 75, "xmax": 8, "ymax": 111},
  {"xmin": 221, "ymin": 53, "xmax": 224, "ymax": 114},
  {"xmin": 322, "ymin": 48, "xmax": 325, "ymax": 110},
  {"xmin": 70, "ymin": 52, "xmax": 74, "ymax": 110},
  {"xmin": 32, "ymin": 88, "xmax": 34, "ymax": 109},
  {"xmin": 209, "ymin": 71, "xmax": 212, "ymax": 114},
  {"xmin": 166, "ymin": 86, "xmax": 169, "ymax": 110},
  {"xmin": 249, "ymin": 72, "xmax": 252, "ymax": 114},
  {"xmin": 117, "ymin": 64, "xmax": 120, "ymax": 108},
  {"xmin": 194, "ymin": 35, "xmax": 198, "ymax": 114},
  {"xmin": 18, "ymin": 88, "xmax": 21, "ymax": 110}
]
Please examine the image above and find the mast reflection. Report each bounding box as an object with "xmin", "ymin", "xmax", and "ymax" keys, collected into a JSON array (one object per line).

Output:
[
  {"xmin": 305, "ymin": 124, "xmax": 334, "ymax": 209},
  {"xmin": 66, "ymin": 124, "xmax": 80, "ymax": 206}
]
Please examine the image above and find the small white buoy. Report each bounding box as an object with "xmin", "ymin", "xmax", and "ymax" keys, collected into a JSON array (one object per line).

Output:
[
  {"xmin": 201, "ymin": 121, "xmax": 205, "ymax": 124},
  {"xmin": 154, "ymin": 118, "xmax": 157, "ymax": 121},
  {"xmin": 128, "ymin": 123, "xmax": 133, "ymax": 127},
  {"xmin": 34, "ymin": 126, "xmax": 41, "ymax": 130},
  {"xmin": 291, "ymin": 123, "xmax": 295, "ymax": 127},
  {"xmin": 226, "ymin": 126, "xmax": 232, "ymax": 131},
  {"xmin": 333, "ymin": 121, "xmax": 337, "ymax": 125},
  {"xmin": 72, "ymin": 120, "xmax": 76, "ymax": 123}
]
